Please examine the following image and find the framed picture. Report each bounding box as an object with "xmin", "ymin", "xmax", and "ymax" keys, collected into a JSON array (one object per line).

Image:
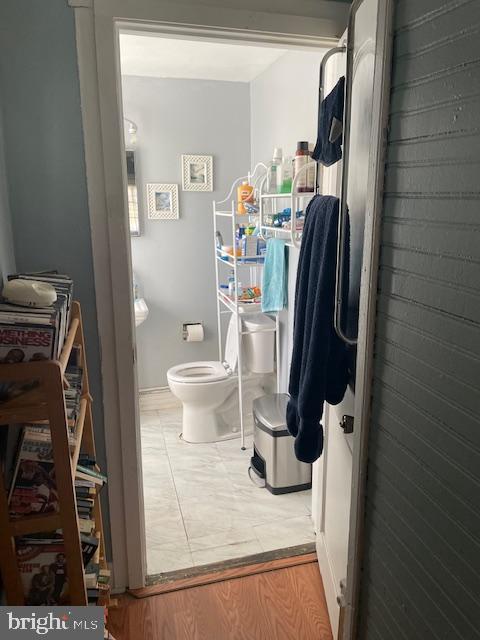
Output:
[
  {"xmin": 181, "ymin": 154, "xmax": 213, "ymax": 192},
  {"xmin": 146, "ymin": 183, "xmax": 179, "ymax": 220}
]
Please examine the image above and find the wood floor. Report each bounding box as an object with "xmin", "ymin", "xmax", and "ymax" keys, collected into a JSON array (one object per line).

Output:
[{"xmin": 108, "ymin": 559, "xmax": 333, "ymax": 640}]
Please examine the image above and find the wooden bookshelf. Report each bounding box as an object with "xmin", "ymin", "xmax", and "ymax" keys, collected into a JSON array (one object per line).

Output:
[{"xmin": 0, "ymin": 301, "xmax": 109, "ymax": 606}]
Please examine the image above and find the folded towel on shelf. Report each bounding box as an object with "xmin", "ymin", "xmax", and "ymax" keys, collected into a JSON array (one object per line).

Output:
[
  {"xmin": 287, "ymin": 194, "xmax": 349, "ymax": 464},
  {"xmin": 312, "ymin": 76, "xmax": 345, "ymax": 166},
  {"xmin": 261, "ymin": 238, "xmax": 288, "ymax": 313}
]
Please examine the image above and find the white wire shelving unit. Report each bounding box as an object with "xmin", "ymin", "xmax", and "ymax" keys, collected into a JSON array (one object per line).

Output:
[
  {"xmin": 213, "ymin": 163, "xmax": 275, "ymax": 450},
  {"xmin": 258, "ymin": 161, "xmax": 320, "ymax": 249},
  {"xmin": 212, "ymin": 161, "xmax": 319, "ymax": 450}
]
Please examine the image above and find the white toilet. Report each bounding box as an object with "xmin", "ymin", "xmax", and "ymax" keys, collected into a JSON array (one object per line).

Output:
[{"xmin": 167, "ymin": 314, "xmax": 275, "ymax": 443}]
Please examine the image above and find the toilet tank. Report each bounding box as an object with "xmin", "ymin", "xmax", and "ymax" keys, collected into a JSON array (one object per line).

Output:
[{"xmin": 242, "ymin": 314, "xmax": 276, "ymax": 373}]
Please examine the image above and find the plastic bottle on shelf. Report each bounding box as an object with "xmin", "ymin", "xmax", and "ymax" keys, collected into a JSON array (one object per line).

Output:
[
  {"xmin": 294, "ymin": 141, "xmax": 311, "ymax": 193},
  {"xmin": 228, "ymin": 271, "xmax": 235, "ymax": 297},
  {"xmin": 237, "ymin": 181, "xmax": 254, "ymax": 214},
  {"xmin": 279, "ymin": 156, "xmax": 293, "ymax": 193},
  {"xmin": 266, "ymin": 147, "xmax": 282, "ymax": 194}
]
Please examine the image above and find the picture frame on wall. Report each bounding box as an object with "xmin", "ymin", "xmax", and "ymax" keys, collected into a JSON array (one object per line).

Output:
[
  {"xmin": 146, "ymin": 183, "xmax": 179, "ymax": 220},
  {"xmin": 181, "ymin": 155, "xmax": 213, "ymax": 192}
]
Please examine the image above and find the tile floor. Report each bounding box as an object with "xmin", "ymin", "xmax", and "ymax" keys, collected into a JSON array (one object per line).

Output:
[{"xmin": 140, "ymin": 389, "xmax": 316, "ymax": 576}]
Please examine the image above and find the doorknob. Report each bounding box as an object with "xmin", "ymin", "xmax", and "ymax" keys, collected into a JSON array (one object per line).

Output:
[{"xmin": 339, "ymin": 415, "xmax": 354, "ymax": 434}]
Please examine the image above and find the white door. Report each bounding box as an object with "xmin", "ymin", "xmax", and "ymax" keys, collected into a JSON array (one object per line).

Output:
[{"xmin": 313, "ymin": 0, "xmax": 383, "ymax": 635}]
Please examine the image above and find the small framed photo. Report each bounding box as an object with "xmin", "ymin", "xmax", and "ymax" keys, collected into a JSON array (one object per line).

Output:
[
  {"xmin": 147, "ymin": 183, "xmax": 179, "ymax": 220},
  {"xmin": 182, "ymin": 154, "xmax": 213, "ymax": 192}
]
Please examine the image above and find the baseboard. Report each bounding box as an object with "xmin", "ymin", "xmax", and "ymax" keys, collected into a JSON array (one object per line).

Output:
[{"xmin": 138, "ymin": 386, "xmax": 170, "ymax": 395}]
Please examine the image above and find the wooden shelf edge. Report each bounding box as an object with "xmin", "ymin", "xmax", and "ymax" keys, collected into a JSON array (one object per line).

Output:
[
  {"xmin": 11, "ymin": 513, "xmax": 62, "ymax": 537},
  {"xmin": 71, "ymin": 397, "xmax": 88, "ymax": 473},
  {"xmin": 59, "ymin": 316, "xmax": 80, "ymax": 375}
]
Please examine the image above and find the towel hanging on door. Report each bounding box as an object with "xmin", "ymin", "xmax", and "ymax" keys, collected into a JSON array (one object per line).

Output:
[
  {"xmin": 287, "ymin": 194, "xmax": 349, "ymax": 463},
  {"xmin": 312, "ymin": 76, "xmax": 345, "ymax": 166}
]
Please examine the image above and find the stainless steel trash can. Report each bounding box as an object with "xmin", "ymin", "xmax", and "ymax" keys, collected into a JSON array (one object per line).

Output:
[{"xmin": 251, "ymin": 393, "xmax": 312, "ymax": 494}]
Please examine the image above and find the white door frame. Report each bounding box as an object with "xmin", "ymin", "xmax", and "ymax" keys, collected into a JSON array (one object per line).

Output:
[
  {"xmin": 342, "ymin": 0, "xmax": 394, "ymax": 637},
  {"xmin": 70, "ymin": 3, "xmax": 393, "ymax": 635},
  {"xmin": 69, "ymin": 0, "xmax": 347, "ymax": 593}
]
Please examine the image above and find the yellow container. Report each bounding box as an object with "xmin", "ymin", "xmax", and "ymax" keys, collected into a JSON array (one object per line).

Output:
[{"xmin": 237, "ymin": 181, "xmax": 254, "ymax": 214}]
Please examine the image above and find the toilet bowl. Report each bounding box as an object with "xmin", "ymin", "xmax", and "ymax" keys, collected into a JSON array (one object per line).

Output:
[
  {"xmin": 167, "ymin": 361, "xmax": 237, "ymax": 443},
  {"xmin": 167, "ymin": 314, "xmax": 275, "ymax": 443}
]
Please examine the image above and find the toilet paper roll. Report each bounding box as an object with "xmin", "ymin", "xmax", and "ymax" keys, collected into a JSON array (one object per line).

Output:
[{"xmin": 185, "ymin": 323, "xmax": 204, "ymax": 342}]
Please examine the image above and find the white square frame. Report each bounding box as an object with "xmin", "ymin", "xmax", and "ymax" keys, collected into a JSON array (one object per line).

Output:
[
  {"xmin": 146, "ymin": 183, "xmax": 179, "ymax": 219},
  {"xmin": 181, "ymin": 154, "xmax": 213, "ymax": 192}
]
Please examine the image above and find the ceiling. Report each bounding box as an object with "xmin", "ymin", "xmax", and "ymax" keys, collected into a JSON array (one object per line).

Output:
[{"xmin": 119, "ymin": 34, "xmax": 289, "ymax": 82}]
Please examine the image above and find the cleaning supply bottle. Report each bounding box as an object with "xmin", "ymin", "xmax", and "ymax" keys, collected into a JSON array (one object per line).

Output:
[
  {"xmin": 279, "ymin": 156, "xmax": 293, "ymax": 193},
  {"xmin": 294, "ymin": 141, "xmax": 310, "ymax": 192},
  {"xmin": 237, "ymin": 180, "xmax": 254, "ymax": 215},
  {"xmin": 266, "ymin": 147, "xmax": 282, "ymax": 194}
]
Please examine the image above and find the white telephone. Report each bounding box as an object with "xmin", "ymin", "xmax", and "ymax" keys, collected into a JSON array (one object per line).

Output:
[{"xmin": 2, "ymin": 279, "xmax": 57, "ymax": 307}]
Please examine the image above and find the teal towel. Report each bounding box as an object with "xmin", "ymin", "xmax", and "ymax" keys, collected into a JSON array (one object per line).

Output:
[{"xmin": 262, "ymin": 238, "xmax": 288, "ymax": 312}]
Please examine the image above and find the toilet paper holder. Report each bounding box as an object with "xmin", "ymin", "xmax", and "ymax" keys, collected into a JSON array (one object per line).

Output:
[{"xmin": 182, "ymin": 322, "xmax": 204, "ymax": 341}]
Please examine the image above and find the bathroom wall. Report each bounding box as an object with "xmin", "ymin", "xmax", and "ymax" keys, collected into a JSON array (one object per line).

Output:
[
  {"xmin": 250, "ymin": 50, "xmax": 324, "ymax": 391},
  {"xmin": 0, "ymin": 0, "xmax": 111, "ymax": 556},
  {"xmin": 123, "ymin": 75, "xmax": 251, "ymax": 389}
]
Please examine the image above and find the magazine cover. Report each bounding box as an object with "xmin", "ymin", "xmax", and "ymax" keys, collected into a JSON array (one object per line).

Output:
[
  {"xmin": 16, "ymin": 540, "xmax": 69, "ymax": 605},
  {"xmin": 0, "ymin": 324, "xmax": 55, "ymax": 362},
  {"xmin": 9, "ymin": 435, "xmax": 59, "ymax": 519}
]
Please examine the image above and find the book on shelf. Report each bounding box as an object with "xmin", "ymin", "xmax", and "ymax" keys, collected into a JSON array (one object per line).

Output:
[
  {"xmin": 0, "ymin": 271, "xmax": 74, "ymax": 405},
  {"xmin": 1, "ymin": 271, "xmax": 73, "ymax": 363},
  {"xmin": 8, "ymin": 424, "xmax": 106, "ymax": 524},
  {"xmin": 15, "ymin": 532, "xmax": 101, "ymax": 606},
  {"xmin": 76, "ymin": 464, "xmax": 107, "ymax": 486},
  {"xmin": 8, "ymin": 431, "xmax": 59, "ymax": 519}
]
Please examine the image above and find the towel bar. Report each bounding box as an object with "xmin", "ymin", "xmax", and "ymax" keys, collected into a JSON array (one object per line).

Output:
[{"xmin": 332, "ymin": 0, "xmax": 365, "ymax": 347}]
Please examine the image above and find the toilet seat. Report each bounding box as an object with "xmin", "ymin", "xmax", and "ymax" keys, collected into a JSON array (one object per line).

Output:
[{"xmin": 167, "ymin": 361, "xmax": 230, "ymax": 384}]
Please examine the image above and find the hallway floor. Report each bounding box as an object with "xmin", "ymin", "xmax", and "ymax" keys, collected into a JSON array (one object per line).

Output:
[
  {"xmin": 140, "ymin": 390, "xmax": 315, "ymax": 577},
  {"xmin": 108, "ymin": 556, "xmax": 332, "ymax": 640}
]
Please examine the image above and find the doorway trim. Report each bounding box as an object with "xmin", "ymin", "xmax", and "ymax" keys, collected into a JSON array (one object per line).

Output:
[
  {"xmin": 70, "ymin": 0, "xmax": 346, "ymax": 593},
  {"xmin": 342, "ymin": 0, "xmax": 394, "ymax": 637}
]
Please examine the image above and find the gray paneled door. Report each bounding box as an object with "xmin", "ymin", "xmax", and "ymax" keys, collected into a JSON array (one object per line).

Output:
[{"xmin": 358, "ymin": 0, "xmax": 480, "ymax": 638}]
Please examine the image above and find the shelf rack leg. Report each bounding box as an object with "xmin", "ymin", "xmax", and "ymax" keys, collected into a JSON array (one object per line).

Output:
[
  {"xmin": 0, "ymin": 470, "xmax": 24, "ymax": 604},
  {"xmin": 213, "ymin": 201, "xmax": 223, "ymax": 361},
  {"xmin": 44, "ymin": 362, "xmax": 87, "ymax": 606},
  {"xmin": 231, "ymin": 203, "xmax": 246, "ymax": 451},
  {"xmin": 275, "ymin": 313, "xmax": 281, "ymax": 394}
]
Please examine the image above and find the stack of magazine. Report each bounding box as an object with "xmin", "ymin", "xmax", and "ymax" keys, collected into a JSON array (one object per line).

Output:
[
  {"xmin": 8, "ymin": 424, "xmax": 108, "ymax": 605},
  {"xmin": 0, "ymin": 271, "xmax": 73, "ymax": 404},
  {"xmin": 0, "ymin": 271, "xmax": 73, "ymax": 363}
]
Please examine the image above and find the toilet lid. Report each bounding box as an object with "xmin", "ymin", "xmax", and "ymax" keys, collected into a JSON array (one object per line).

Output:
[{"xmin": 167, "ymin": 361, "xmax": 229, "ymax": 384}]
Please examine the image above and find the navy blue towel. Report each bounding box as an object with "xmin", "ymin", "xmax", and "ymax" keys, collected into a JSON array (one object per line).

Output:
[
  {"xmin": 287, "ymin": 195, "xmax": 349, "ymax": 463},
  {"xmin": 312, "ymin": 76, "xmax": 345, "ymax": 166}
]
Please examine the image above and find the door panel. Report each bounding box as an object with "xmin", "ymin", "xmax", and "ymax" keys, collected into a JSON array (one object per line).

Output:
[{"xmin": 314, "ymin": 0, "xmax": 382, "ymax": 636}]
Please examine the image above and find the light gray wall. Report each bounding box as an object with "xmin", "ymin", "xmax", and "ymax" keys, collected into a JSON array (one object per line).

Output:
[
  {"xmin": 358, "ymin": 1, "xmax": 480, "ymax": 638},
  {"xmin": 250, "ymin": 50, "xmax": 323, "ymax": 169},
  {"xmin": 0, "ymin": 0, "xmax": 111, "ymax": 556},
  {"xmin": 123, "ymin": 75, "xmax": 251, "ymax": 389},
  {"xmin": 0, "ymin": 101, "xmax": 15, "ymax": 285},
  {"xmin": 250, "ymin": 50, "xmax": 323, "ymax": 392}
]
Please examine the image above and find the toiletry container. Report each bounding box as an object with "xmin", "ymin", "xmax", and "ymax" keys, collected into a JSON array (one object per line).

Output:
[
  {"xmin": 242, "ymin": 313, "xmax": 275, "ymax": 373},
  {"xmin": 280, "ymin": 157, "xmax": 293, "ymax": 193},
  {"xmin": 237, "ymin": 181, "xmax": 254, "ymax": 214},
  {"xmin": 294, "ymin": 141, "xmax": 310, "ymax": 192},
  {"xmin": 267, "ymin": 147, "xmax": 282, "ymax": 194}
]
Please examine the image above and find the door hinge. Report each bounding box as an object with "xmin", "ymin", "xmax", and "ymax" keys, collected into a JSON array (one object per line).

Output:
[
  {"xmin": 340, "ymin": 415, "xmax": 354, "ymax": 434},
  {"xmin": 337, "ymin": 578, "xmax": 347, "ymax": 608}
]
